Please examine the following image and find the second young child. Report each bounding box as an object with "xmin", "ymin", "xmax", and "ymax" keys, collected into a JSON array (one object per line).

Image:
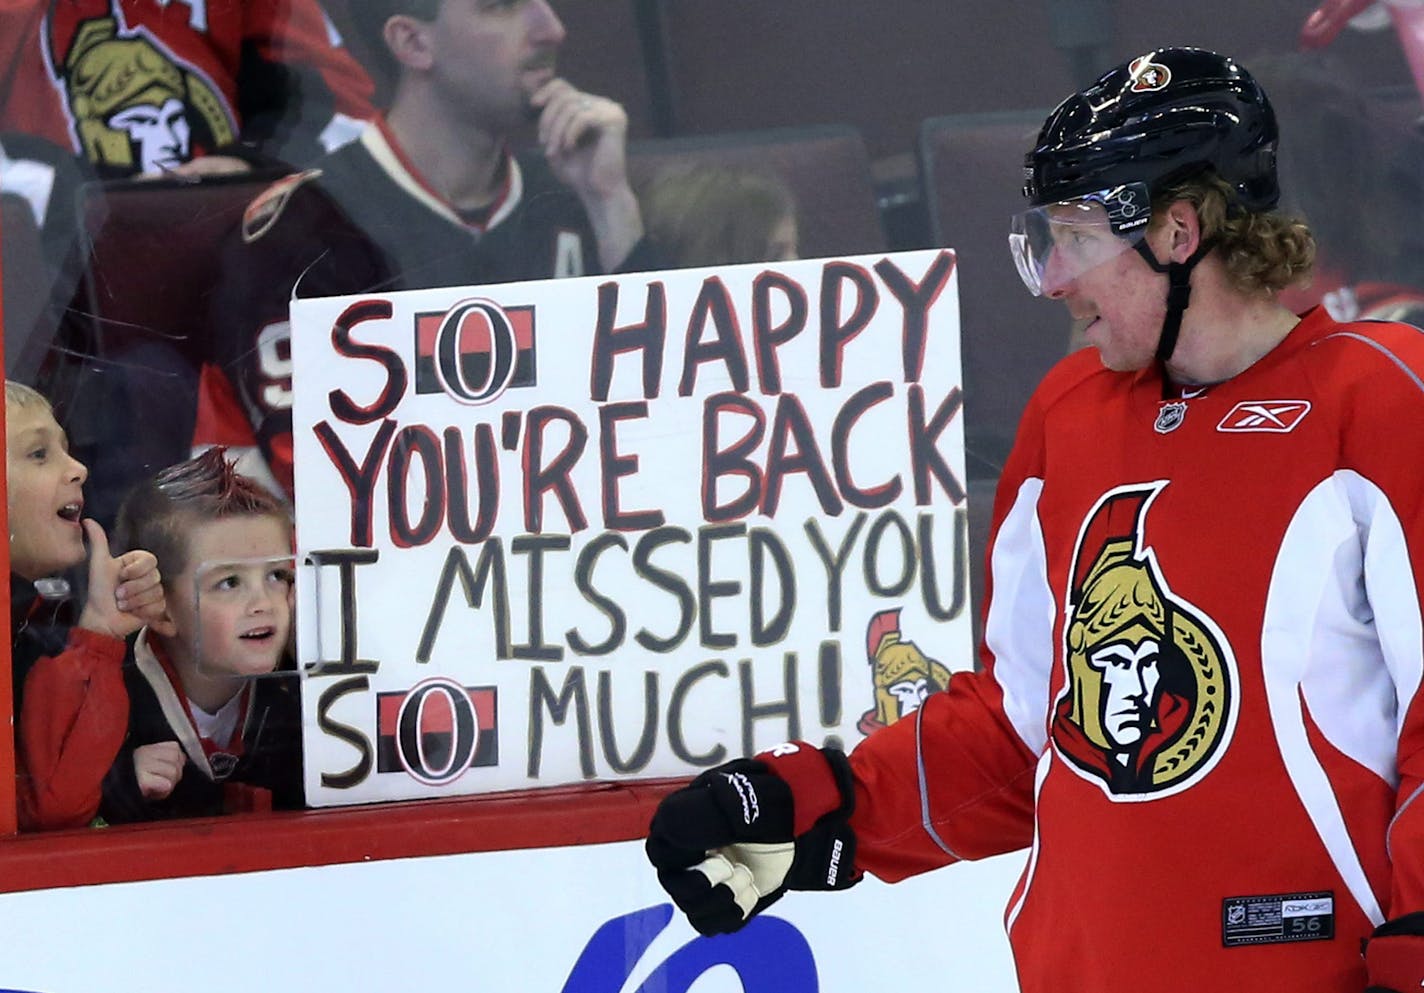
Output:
[{"xmin": 103, "ymin": 447, "xmax": 302, "ymax": 821}]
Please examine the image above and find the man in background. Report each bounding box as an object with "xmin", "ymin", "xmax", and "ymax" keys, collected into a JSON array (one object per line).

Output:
[{"xmin": 193, "ymin": 0, "xmax": 657, "ymax": 498}]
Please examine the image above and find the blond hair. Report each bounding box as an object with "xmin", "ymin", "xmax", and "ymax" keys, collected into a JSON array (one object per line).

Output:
[
  {"xmin": 5, "ymin": 381, "xmax": 53, "ymax": 416},
  {"xmin": 640, "ymin": 164, "xmax": 797, "ymax": 269},
  {"xmin": 1154, "ymin": 172, "xmax": 1316, "ymax": 296}
]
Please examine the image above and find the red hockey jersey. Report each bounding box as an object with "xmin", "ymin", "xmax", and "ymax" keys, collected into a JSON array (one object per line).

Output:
[
  {"xmin": 843, "ymin": 308, "xmax": 1424, "ymax": 991},
  {"xmin": 0, "ymin": 0, "xmax": 374, "ymax": 176}
]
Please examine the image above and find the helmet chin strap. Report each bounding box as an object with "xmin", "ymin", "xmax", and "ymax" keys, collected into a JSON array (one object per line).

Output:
[{"xmin": 1132, "ymin": 237, "xmax": 1217, "ymax": 369}]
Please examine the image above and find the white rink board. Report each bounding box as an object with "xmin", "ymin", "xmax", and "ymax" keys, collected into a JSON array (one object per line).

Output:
[{"xmin": 0, "ymin": 843, "xmax": 1024, "ymax": 992}]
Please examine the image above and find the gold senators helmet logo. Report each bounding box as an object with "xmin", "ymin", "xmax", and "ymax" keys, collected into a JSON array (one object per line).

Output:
[
  {"xmin": 858, "ymin": 609, "xmax": 952, "ymax": 735},
  {"xmin": 1050, "ymin": 483, "xmax": 1237, "ymax": 798}
]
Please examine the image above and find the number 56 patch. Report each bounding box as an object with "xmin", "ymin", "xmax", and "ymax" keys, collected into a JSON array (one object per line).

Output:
[{"xmin": 1222, "ymin": 891, "xmax": 1334, "ymax": 947}]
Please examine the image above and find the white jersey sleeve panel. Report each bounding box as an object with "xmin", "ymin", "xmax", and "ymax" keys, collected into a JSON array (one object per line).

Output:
[
  {"xmin": 1262, "ymin": 469, "xmax": 1422, "ymax": 928},
  {"xmin": 982, "ymin": 476, "xmax": 1055, "ymax": 756},
  {"xmin": 1355, "ymin": 474, "xmax": 1424, "ymax": 739}
]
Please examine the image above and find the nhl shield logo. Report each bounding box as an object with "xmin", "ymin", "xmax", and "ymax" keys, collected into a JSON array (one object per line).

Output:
[
  {"xmin": 207, "ymin": 751, "xmax": 239, "ymax": 781},
  {"xmin": 1154, "ymin": 401, "xmax": 1187, "ymax": 434}
]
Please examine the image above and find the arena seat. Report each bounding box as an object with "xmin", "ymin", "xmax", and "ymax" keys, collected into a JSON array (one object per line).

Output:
[
  {"xmin": 918, "ymin": 112, "xmax": 1068, "ymax": 658},
  {"xmin": 1, "ymin": 193, "xmax": 56, "ymax": 383},
  {"xmin": 42, "ymin": 171, "xmax": 286, "ymax": 528},
  {"xmin": 69, "ymin": 173, "xmax": 290, "ymax": 365},
  {"xmin": 917, "ymin": 110, "xmax": 1066, "ymax": 483},
  {"xmin": 628, "ymin": 124, "xmax": 886, "ymax": 259},
  {"xmin": 650, "ymin": 0, "xmax": 1074, "ymax": 160}
]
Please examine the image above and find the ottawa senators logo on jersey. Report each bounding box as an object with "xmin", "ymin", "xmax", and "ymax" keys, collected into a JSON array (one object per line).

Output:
[
  {"xmin": 857, "ymin": 609, "xmax": 952, "ymax": 735},
  {"xmin": 48, "ymin": 3, "xmax": 235, "ymax": 176},
  {"xmin": 1050, "ymin": 483, "xmax": 1238, "ymax": 798}
]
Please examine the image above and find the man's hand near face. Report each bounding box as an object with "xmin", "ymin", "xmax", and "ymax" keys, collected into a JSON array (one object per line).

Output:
[{"xmin": 531, "ymin": 78, "xmax": 643, "ymax": 270}]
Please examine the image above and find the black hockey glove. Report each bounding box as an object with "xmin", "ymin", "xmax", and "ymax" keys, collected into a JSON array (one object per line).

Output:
[
  {"xmin": 646, "ymin": 743, "xmax": 859, "ymax": 936},
  {"xmin": 1364, "ymin": 911, "xmax": 1424, "ymax": 992}
]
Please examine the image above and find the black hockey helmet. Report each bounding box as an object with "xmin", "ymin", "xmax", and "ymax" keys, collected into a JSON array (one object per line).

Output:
[
  {"xmin": 1013, "ymin": 49, "xmax": 1279, "ymax": 366},
  {"xmin": 1023, "ymin": 47, "xmax": 1280, "ymax": 212}
]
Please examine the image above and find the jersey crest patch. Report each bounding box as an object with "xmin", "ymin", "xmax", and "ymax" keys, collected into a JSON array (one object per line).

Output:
[
  {"xmin": 243, "ymin": 169, "xmax": 324, "ymax": 243},
  {"xmin": 1050, "ymin": 482, "xmax": 1239, "ymax": 799}
]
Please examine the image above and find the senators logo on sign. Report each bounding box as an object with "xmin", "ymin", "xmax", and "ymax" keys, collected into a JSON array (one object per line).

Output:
[
  {"xmin": 858, "ymin": 608, "xmax": 951, "ymax": 734},
  {"xmin": 377, "ymin": 678, "xmax": 498, "ymax": 786},
  {"xmin": 414, "ymin": 299, "xmax": 537, "ymax": 405},
  {"xmin": 1050, "ymin": 483, "xmax": 1238, "ymax": 798}
]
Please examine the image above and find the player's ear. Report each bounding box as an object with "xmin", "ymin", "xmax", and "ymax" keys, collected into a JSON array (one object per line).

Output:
[
  {"xmin": 384, "ymin": 14, "xmax": 437, "ymax": 73},
  {"xmin": 1162, "ymin": 199, "xmax": 1203, "ymax": 263}
]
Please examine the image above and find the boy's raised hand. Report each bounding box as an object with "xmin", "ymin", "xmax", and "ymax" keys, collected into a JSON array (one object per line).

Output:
[
  {"xmin": 76, "ymin": 519, "xmax": 166, "ymax": 640},
  {"xmin": 133, "ymin": 741, "xmax": 184, "ymax": 800}
]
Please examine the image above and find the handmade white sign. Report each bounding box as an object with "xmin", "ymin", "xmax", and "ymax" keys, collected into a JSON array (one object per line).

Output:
[{"xmin": 290, "ymin": 250, "xmax": 970, "ymax": 806}]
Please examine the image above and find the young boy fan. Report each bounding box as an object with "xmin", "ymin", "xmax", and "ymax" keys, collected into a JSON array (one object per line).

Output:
[{"xmin": 100, "ymin": 448, "xmax": 302, "ymax": 821}]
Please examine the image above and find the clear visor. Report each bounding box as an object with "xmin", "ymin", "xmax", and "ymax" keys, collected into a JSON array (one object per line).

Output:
[
  {"xmin": 191, "ymin": 554, "xmax": 296, "ymax": 679},
  {"xmin": 1009, "ymin": 183, "xmax": 1152, "ymax": 296}
]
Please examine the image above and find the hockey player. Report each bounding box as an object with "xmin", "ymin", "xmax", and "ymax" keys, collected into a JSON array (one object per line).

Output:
[
  {"xmin": 645, "ymin": 48, "xmax": 1424, "ymax": 991},
  {"xmin": 191, "ymin": 0, "xmax": 659, "ymax": 498}
]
